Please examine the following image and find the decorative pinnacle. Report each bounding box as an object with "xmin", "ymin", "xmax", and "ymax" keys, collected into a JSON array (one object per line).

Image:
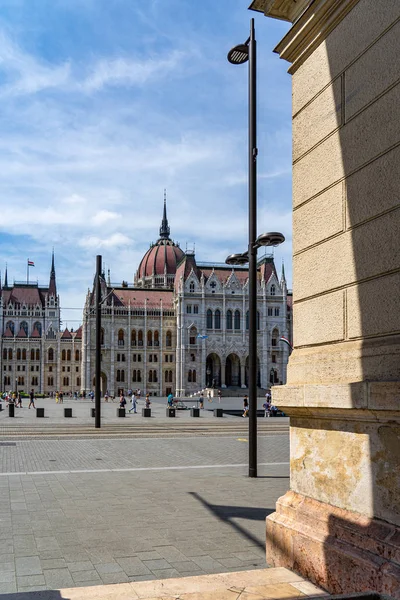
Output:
[{"xmin": 159, "ymin": 189, "xmax": 170, "ymax": 239}]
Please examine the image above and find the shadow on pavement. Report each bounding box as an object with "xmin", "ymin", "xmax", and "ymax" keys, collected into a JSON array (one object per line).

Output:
[
  {"xmin": 0, "ymin": 592, "xmax": 68, "ymax": 600},
  {"xmin": 190, "ymin": 491, "xmax": 273, "ymax": 550}
]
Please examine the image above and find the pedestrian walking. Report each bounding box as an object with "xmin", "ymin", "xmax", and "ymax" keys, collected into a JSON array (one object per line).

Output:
[
  {"xmin": 167, "ymin": 392, "xmax": 174, "ymax": 407},
  {"xmin": 218, "ymin": 390, "xmax": 222, "ymax": 403},
  {"xmin": 199, "ymin": 393, "xmax": 204, "ymax": 409},
  {"xmin": 207, "ymin": 391, "xmax": 212, "ymax": 402},
  {"xmin": 119, "ymin": 393, "xmax": 127, "ymax": 409},
  {"xmin": 263, "ymin": 400, "xmax": 271, "ymax": 417},
  {"xmin": 104, "ymin": 390, "xmax": 109, "ymax": 403},
  {"xmin": 129, "ymin": 392, "xmax": 137, "ymax": 413},
  {"xmin": 242, "ymin": 395, "xmax": 249, "ymax": 418},
  {"xmin": 28, "ymin": 389, "xmax": 36, "ymax": 409},
  {"xmin": 16, "ymin": 393, "xmax": 22, "ymax": 408},
  {"xmin": 59, "ymin": 392, "xmax": 63, "ymax": 404}
]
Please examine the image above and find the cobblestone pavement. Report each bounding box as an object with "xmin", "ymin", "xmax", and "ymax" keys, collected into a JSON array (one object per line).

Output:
[{"xmin": 0, "ymin": 434, "xmax": 289, "ymax": 594}]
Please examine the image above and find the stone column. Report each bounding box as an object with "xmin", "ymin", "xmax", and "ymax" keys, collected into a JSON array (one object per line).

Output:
[
  {"xmin": 220, "ymin": 360, "xmax": 226, "ymax": 388},
  {"xmin": 252, "ymin": 0, "xmax": 400, "ymax": 596}
]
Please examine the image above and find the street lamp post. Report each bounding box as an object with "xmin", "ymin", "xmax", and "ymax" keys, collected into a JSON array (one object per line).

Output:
[
  {"xmin": 95, "ymin": 255, "xmax": 102, "ymax": 429},
  {"xmin": 227, "ymin": 19, "xmax": 285, "ymax": 478}
]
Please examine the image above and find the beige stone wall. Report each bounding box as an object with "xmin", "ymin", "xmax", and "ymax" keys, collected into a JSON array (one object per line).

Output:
[{"xmin": 273, "ymin": 0, "xmax": 400, "ymax": 523}]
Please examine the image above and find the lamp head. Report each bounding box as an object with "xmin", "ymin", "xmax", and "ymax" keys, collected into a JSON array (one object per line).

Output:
[
  {"xmin": 227, "ymin": 44, "xmax": 249, "ymax": 65},
  {"xmin": 255, "ymin": 232, "xmax": 285, "ymax": 248},
  {"xmin": 225, "ymin": 252, "xmax": 249, "ymax": 265}
]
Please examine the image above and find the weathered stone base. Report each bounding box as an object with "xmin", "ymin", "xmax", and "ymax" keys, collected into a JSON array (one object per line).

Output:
[{"xmin": 266, "ymin": 491, "xmax": 400, "ymax": 598}]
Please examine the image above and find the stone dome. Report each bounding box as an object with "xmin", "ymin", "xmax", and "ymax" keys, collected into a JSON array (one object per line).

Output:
[{"xmin": 137, "ymin": 238, "xmax": 185, "ymax": 279}]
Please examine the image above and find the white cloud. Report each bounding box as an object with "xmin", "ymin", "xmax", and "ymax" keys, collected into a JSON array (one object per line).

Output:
[
  {"xmin": 79, "ymin": 233, "xmax": 133, "ymax": 249},
  {"xmin": 92, "ymin": 210, "xmax": 120, "ymax": 226}
]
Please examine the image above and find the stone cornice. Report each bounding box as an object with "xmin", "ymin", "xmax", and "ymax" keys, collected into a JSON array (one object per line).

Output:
[
  {"xmin": 265, "ymin": 0, "xmax": 360, "ymax": 73},
  {"xmin": 249, "ymin": 0, "xmax": 311, "ymax": 23}
]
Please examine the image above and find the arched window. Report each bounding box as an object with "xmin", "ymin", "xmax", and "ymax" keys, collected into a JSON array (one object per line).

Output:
[
  {"xmin": 148, "ymin": 370, "xmax": 153, "ymax": 383},
  {"xmin": 189, "ymin": 327, "xmax": 197, "ymax": 345},
  {"xmin": 226, "ymin": 310, "xmax": 233, "ymax": 330},
  {"xmin": 206, "ymin": 309, "xmax": 213, "ymax": 329},
  {"xmin": 33, "ymin": 322, "xmax": 42, "ymax": 336},
  {"xmin": 131, "ymin": 329, "xmax": 137, "ymax": 346},
  {"xmin": 62, "ymin": 349, "xmax": 66, "ymax": 361},
  {"xmin": 234, "ymin": 310, "xmax": 240, "ymax": 330},
  {"xmin": 272, "ymin": 328, "xmax": 279, "ymax": 347},
  {"xmin": 2, "ymin": 348, "xmax": 7, "ymax": 360},
  {"xmin": 6, "ymin": 321, "xmax": 14, "ymax": 335},
  {"xmin": 192, "ymin": 369, "xmax": 197, "ymax": 383},
  {"xmin": 117, "ymin": 370, "xmax": 121, "ymax": 382},
  {"xmin": 66, "ymin": 349, "xmax": 71, "ymax": 361},
  {"xmin": 48, "ymin": 348, "xmax": 54, "ymax": 361},
  {"xmin": 138, "ymin": 330, "xmax": 143, "ymax": 346},
  {"xmin": 20, "ymin": 321, "xmax": 28, "ymax": 336},
  {"xmin": 17, "ymin": 349, "xmax": 21, "ymax": 360},
  {"xmin": 257, "ymin": 311, "xmax": 260, "ymax": 330},
  {"xmin": 48, "ymin": 376, "xmax": 54, "ymax": 386},
  {"xmin": 270, "ymin": 285, "xmax": 276, "ymax": 296},
  {"xmin": 121, "ymin": 370, "xmax": 125, "ymax": 382},
  {"xmin": 147, "ymin": 331, "xmax": 153, "ymax": 347},
  {"xmin": 77, "ymin": 377, "xmax": 81, "ymax": 387},
  {"xmin": 118, "ymin": 329, "xmax": 124, "ymax": 346},
  {"xmin": 63, "ymin": 377, "xmax": 69, "ymax": 386},
  {"xmin": 166, "ymin": 330, "xmax": 172, "ymax": 347},
  {"xmin": 100, "ymin": 328, "xmax": 105, "ymax": 345},
  {"xmin": 165, "ymin": 370, "xmax": 169, "ymax": 383},
  {"xmin": 132, "ymin": 370, "xmax": 137, "ymax": 382},
  {"xmin": 31, "ymin": 349, "xmax": 35, "ymax": 361},
  {"xmin": 214, "ymin": 309, "xmax": 221, "ymax": 329},
  {"xmin": 153, "ymin": 370, "xmax": 158, "ymax": 383},
  {"xmin": 190, "ymin": 353, "xmax": 195, "ymax": 362},
  {"xmin": 154, "ymin": 330, "xmax": 159, "ymax": 346},
  {"xmin": 75, "ymin": 349, "xmax": 80, "ymax": 362},
  {"xmin": 22, "ymin": 348, "xmax": 26, "ymax": 360},
  {"xmin": 137, "ymin": 370, "xmax": 142, "ymax": 382},
  {"xmin": 188, "ymin": 370, "xmax": 192, "ymax": 383},
  {"xmin": 154, "ymin": 354, "xmax": 158, "ymax": 362},
  {"xmin": 168, "ymin": 370, "xmax": 173, "ymax": 383},
  {"xmin": 8, "ymin": 349, "xmax": 12, "ymax": 360},
  {"xmin": 189, "ymin": 281, "xmax": 195, "ymax": 293}
]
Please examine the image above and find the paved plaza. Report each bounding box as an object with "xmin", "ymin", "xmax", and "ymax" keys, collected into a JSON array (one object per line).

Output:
[{"xmin": 0, "ymin": 428, "xmax": 289, "ymax": 595}]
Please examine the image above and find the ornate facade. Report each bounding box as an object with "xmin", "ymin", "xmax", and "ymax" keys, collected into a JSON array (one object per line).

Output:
[
  {"xmin": 0, "ymin": 254, "xmax": 82, "ymax": 394},
  {"xmin": 82, "ymin": 200, "xmax": 292, "ymax": 397}
]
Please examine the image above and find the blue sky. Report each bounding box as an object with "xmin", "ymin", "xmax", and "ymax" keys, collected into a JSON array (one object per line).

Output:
[{"xmin": 0, "ymin": 0, "xmax": 292, "ymax": 328}]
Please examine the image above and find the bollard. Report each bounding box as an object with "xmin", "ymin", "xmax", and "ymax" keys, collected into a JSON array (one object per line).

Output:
[
  {"xmin": 190, "ymin": 408, "xmax": 200, "ymax": 418},
  {"xmin": 166, "ymin": 408, "xmax": 175, "ymax": 418},
  {"xmin": 142, "ymin": 408, "xmax": 151, "ymax": 417},
  {"xmin": 214, "ymin": 408, "xmax": 223, "ymax": 417},
  {"xmin": 8, "ymin": 403, "xmax": 15, "ymax": 417},
  {"xmin": 64, "ymin": 408, "xmax": 73, "ymax": 418},
  {"xmin": 36, "ymin": 408, "xmax": 45, "ymax": 418},
  {"xmin": 0, "ymin": 403, "xmax": 3, "ymax": 411},
  {"xmin": 91, "ymin": 408, "xmax": 96, "ymax": 418},
  {"xmin": 117, "ymin": 408, "xmax": 125, "ymax": 417}
]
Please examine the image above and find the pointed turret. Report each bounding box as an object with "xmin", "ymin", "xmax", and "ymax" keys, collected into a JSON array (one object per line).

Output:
[
  {"xmin": 159, "ymin": 189, "xmax": 171, "ymax": 240},
  {"xmin": 49, "ymin": 250, "xmax": 57, "ymax": 296},
  {"xmin": 4, "ymin": 264, "xmax": 8, "ymax": 288},
  {"xmin": 280, "ymin": 260, "xmax": 287, "ymax": 294}
]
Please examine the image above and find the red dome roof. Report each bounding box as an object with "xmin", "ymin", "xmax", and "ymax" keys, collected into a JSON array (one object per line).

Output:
[{"xmin": 137, "ymin": 239, "xmax": 185, "ymax": 278}]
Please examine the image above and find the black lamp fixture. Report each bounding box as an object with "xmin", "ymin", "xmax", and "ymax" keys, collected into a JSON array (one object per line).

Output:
[{"xmin": 226, "ymin": 19, "xmax": 285, "ymax": 478}]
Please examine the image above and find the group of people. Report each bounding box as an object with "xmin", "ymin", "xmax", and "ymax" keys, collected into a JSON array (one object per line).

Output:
[
  {"xmin": 117, "ymin": 389, "xmax": 151, "ymax": 413},
  {"xmin": 241, "ymin": 390, "xmax": 279, "ymax": 417},
  {"xmin": 1, "ymin": 390, "xmax": 36, "ymax": 409}
]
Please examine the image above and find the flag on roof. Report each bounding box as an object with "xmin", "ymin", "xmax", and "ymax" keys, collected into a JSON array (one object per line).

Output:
[
  {"xmin": 27, "ymin": 260, "xmax": 35, "ymax": 267},
  {"xmin": 279, "ymin": 336, "xmax": 293, "ymax": 353}
]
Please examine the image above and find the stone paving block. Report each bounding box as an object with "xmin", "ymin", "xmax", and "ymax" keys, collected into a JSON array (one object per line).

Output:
[
  {"xmin": 150, "ymin": 568, "xmax": 181, "ymax": 580},
  {"xmin": 35, "ymin": 536, "xmax": 60, "ymax": 551},
  {"xmin": 116, "ymin": 557, "xmax": 152, "ymax": 576},
  {"xmin": 0, "ymin": 563, "xmax": 15, "ymax": 574},
  {"xmin": 40, "ymin": 558, "xmax": 66, "ymax": 570},
  {"xmin": 142, "ymin": 559, "xmax": 171, "ymax": 571},
  {"xmin": 67, "ymin": 561, "xmax": 95, "ymax": 573},
  {"xmin": 15, "ymin": 556, "xmax": 42, "ymax": 576},
  {"xmin": 191, "ymin": 555, "xmax": 224, "ymax": 571},
  {"xmin": 0, "ymin": 572, "xmax": 15, "ymax": 583},
  {"xmin": 71, "ymin": 569, "xmax": 102, "ymax": 584},
  {"xmin": 43, "ymin": 567, "xmax": 74, "ymax": 588},
  {"xmin": 170, "ymin": 560, "xmax": 203, "ymax": 573},
  {"xmin": 94, "ymin": 562, "xmax": 124, "ymax": 574},
  {"xmin": 100, "ymin": 571, "xmax": 130, "ymax": 584},
  {"xmin": 0, "ymin": 582, "xmax": 17, "ymax": 593},
  {"xmin": 16, "ymin": 574, "xmax": 45, "ymax": 587},
  {"xmin": 135, "ymin": 551, "xmax": 163, "ymax": 561}
]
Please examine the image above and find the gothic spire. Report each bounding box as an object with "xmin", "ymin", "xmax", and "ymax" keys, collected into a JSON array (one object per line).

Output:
[
  {"xmin": 49, "ymin": 250, "xmax": 57, "ymax": 296},
  {"xmin": 159, "ymin": 189, "xmax": 170, "ymax": 240},
  {"xmin": 4, "ymin": 264, "xmax": 8, "ymax": 288}
]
